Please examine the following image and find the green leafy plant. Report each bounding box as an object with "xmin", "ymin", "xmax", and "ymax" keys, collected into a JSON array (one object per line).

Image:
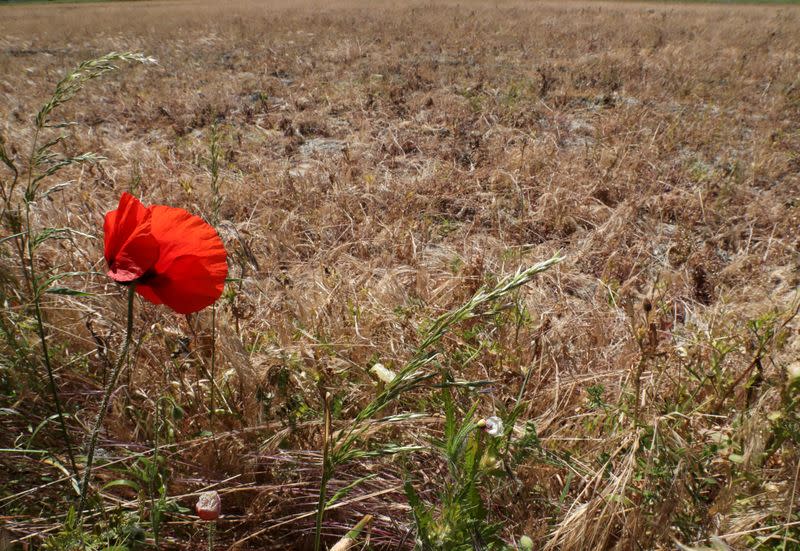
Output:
[
  {"xmin": 312, "ymin": 254, "xmax": 563, "ymax": 550},
  {"xmin": 404, "ymin": 381, "xmax": 503, "ymax": 550}
]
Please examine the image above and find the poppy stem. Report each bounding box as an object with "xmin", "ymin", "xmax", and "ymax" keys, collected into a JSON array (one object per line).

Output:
[
  {"xmin": 209, "ymin": 304, "xmax": 217, "ymax": 424},
  {"xmin": 208, "ymin": 521, "xmax": 216, "ymax": 551},
  {"xmin": 77, "ymin": 284, "xmax": 136, "ymax": 521}
]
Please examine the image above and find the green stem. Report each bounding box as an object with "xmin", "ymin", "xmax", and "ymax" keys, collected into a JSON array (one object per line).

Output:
[
  {"xmin": 151, "ymin": 398, "xmax": 162, "ymax": 548},
  {"xmin": 209, "ymin": 304, "xmax": 217, "ymax": 424},
  {"xmin": 23, "ymin": 131, "xmax": 78, "ymax": 476},
  {"xmin": 314, "ymin": 469, "xmax": 331, "ymax": 551},
  {"xmin": 31, "ymin": 285, "xmax": 79, "ymax": 476},
  {"xmin": 21, "ymin": 125, "xmax": 40, "ymax": 295},
  {"xmin": 314, "ymin": 394, "xmax": 332, "ymax": 551},
  {"xmin": 77, "ymin": 285, "xmax": 136, "ymax": 520},
  {"xmin": 207, "ymin": 522, "xmax": 216, "ymax": 551}
]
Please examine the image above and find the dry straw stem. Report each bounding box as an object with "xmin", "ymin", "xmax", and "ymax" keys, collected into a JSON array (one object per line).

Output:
[
  {"xmin": 1, "ymin": 0, "xmax": 800, "ymax": 549},
  {"xmin": 329, "ymin": 514, "xmax": 373, "ymax": 551}
]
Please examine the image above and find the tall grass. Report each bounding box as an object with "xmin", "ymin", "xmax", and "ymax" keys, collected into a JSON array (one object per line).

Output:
[{"xmin": 1, "ymin": 0, "xmax": 800, "ymax": 549}]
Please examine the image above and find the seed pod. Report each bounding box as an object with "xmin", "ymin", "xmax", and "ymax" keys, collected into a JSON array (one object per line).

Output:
[{"xmin": 196, "ymin": 491, "xmax": 221, "ymax": 521}]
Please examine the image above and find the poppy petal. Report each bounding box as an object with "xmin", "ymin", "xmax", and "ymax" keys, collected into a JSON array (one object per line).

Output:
[
  {"xmin": 134, "ymin": 283, "xmax": 163, "ymax": 306},
  {"xmin": 136, "ymin": 256, "xmax": 225, "ymax": 314},
  {"xmin": 147, "ymin": 206, "xmax": 227, "ymax": 276},
  {"xmin": 104, "ymin": 193, "xmax": 159, "ymax": 282},
  {"xmin": 133, "ymin": 205, "xmax": 227, "ymax": 314}
]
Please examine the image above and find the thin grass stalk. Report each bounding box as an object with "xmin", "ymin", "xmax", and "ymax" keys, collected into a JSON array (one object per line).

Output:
[
  {"xmin": 20, "ymin": 123, "xmax": 39, "ymax": 289},
  {"xmin": 207, "ymin": 303, "xmax": 222, "ymax": 464},
  {"xmin": 210, "ymin": 306, "xmax": 217, "ymax": 422},
  {"xmin": 23, "ymin": 125, "xmax": 78, "ymax": 478},
  {"xmin": 28, "ymin": 263, "xmax": 79, "ymax": 477},
  {"xmin": 0, "ymin": 134, "xmax": 20, "ymax": 220},
  {"xmin": 314, "ymin": 393, "xmax": 333, "ymax": 551},
  {"xmin": 207, "ymin": 123, "xmax": 223, "ymax": 446},
  {"xmin": 77, "ymin": 284, "xmax": 136, "ymax": 520},
  {"xmin": 150, "ymin": 396, "xmax": 166, "ymax": 547}
]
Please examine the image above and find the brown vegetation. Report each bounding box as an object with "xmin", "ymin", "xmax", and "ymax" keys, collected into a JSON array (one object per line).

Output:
[{"xmin": 1, "ymin": 0, "xmax": 800, "ymax": 549}]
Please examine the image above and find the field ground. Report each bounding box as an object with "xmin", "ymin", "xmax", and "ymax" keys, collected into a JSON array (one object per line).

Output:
[{"xmin": 1, "ymin": 0, "xmax": 800, "ymax": 549}]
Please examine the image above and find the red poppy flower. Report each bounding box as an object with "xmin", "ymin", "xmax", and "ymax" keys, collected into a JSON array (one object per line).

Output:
[{"xmin": 104, "ymin": 193, "xmax": 228, "ymax": 314}]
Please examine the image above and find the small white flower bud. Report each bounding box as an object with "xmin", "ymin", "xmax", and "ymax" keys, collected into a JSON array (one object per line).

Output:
[
  {"xmin": 481, "ymin": 416, "xmax": 504, "ymax": 437},
  {"xmin": 196, "ymin": 491, "xmax": 221, "ymax": 521},
  {"xmin": 788, "ymin": 362, "xmax": 800, "ymax": 382},
  {"xmin": 370, "ymin": 363, "xmax": 396, "ymax": 384}
]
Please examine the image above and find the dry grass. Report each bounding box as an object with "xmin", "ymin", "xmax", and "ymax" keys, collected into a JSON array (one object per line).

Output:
[{"xmin": 1, "ymin": 0, "xmax": 800, "ymax": 549}]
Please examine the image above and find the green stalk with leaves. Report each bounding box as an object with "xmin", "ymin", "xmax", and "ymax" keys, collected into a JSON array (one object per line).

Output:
[
  {"xmin": 1, "ymin": 52, "xmax": 155, "ymax": 486},
  {"xmin": 312, "ymin": 253, "xmax": 563, "ymax": 550}
]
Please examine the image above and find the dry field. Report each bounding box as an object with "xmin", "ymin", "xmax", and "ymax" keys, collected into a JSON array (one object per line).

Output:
[{"xmin": 1, "ymin": 0, "xmax": 800, "ymax": 549}]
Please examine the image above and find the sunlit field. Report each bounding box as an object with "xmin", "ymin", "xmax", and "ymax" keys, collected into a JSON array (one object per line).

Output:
[{"xmin": 1, "ymin": 1, "xmax": 799, "ymax": 549}]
